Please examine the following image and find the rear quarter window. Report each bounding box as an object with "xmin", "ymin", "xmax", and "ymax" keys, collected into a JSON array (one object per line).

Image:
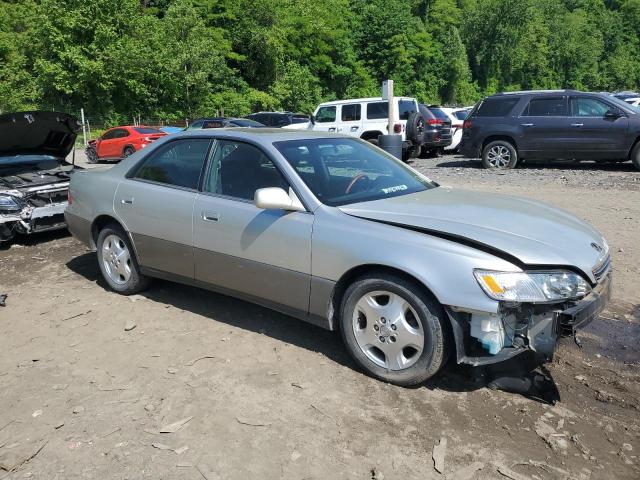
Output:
[{"xmin": 474, "ymin": 98, "xmax": 520, "ymax": 117}]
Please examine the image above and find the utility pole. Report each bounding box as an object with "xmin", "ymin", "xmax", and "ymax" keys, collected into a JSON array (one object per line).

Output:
[
  {"xmin": 378, "ymin": 80, "xmax": 402, "ymax": 159},
  {"xmin": 80, "ymin": 108, "xmax": 87, "ymax": 146}
]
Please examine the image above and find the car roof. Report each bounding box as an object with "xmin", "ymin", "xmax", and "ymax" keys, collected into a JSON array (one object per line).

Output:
[
  {"xmin": 488, "ymin": 89, "xmax": 583, "ymax": 97},
  {"xmin": 318, "ymin": 97, "xmax": 416, "ymax": 107},
  {"xmin": 168, "ymin": 128, "xmax": 355, "ymax": 142}
]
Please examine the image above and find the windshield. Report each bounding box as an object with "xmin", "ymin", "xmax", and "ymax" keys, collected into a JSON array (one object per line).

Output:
[
  {"xmin": 230, "ymin": 119, "xmax": 265, "ymax": 127},
  {"xmin": 274, "ymin": 138, "xmax": 436, "ymax": 206},
  {"xmin": 608, "ymin": 95, "xmax": 640, "ymax": 114}
]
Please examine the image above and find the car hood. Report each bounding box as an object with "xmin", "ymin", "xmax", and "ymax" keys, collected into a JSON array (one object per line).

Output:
[
  {"xmin": 339, "ymin": 187, "xmax": 608, "ymax": 282},
  {"xmin": 0, "ymin": 111, "xmax": 80, "ymax": 158}
]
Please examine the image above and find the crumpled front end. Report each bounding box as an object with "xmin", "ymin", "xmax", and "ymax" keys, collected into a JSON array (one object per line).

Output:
[
  {"xmin": 0, "ymin": 182, "xmax": 69, "ymax": 242},
  {"xmin": 447, "ymin": 270, "xmax": 612, "ymax": 366}
]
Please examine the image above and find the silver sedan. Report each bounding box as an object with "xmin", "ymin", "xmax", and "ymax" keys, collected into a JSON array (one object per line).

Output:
[{"xmin": 65, "ymin": 129, "xmax": 611, "ymax": 385}]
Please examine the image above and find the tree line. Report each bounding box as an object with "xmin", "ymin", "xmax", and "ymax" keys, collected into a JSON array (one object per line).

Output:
[{"xmin": 1, "ymin": 0, "xmax": 639, "ymax": 124}]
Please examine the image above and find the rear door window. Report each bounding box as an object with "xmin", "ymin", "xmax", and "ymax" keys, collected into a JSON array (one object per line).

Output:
[
  {"xmin": 475, "ymin": 98, "xmax": 519, "ymax": 117},
  {"xmin": 522, "ymin": 97, "xmax": 567, "ymax": 116},
  {"xmin": 315, "ymin": 106, "xmax": 336, "ymax": 123},
  {"xmin": 366, "ymin": 102, "xmax": 388, "ymax": 119},
  {"xmin": 134, "ymin": 139, "xmax": 211, "ymax": 190},
  {"xmin": 341, "ymin": 104, "xmax": 361, "ymax": 121}
]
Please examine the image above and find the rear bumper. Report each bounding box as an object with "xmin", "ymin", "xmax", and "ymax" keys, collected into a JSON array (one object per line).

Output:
[{"xmin": 64, "ymin": 211, "xmax": 94, "ymax": 249}]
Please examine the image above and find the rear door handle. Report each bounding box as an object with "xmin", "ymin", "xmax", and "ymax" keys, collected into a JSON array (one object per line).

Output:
[
  {"xmin": 350, "ymin": 126, "xmax": 359, "ymax": 132},
  {"xmin": 571, "ymin": 123, "xmax": 584, "ymax": 127},
  {"xmin": 202, "ymin": 211, "xmax": 220, "ymax": 222},
  {"xmin": 328, "ymin": 127, "xmax": 336, "ymax": 132},
  {"xmin": 521, "ymin": 123, "xmax": 534, "ymax": 127},
  {"xmin": 121, "ymin": 198, "xmax": 134, "ymax": 205}
]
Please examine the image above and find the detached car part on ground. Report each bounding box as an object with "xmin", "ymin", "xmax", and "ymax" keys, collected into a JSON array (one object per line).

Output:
[
  {"xmin": 65, "ymin": 130, "xmax": 611, "ymax": 386},
  {"xmin": 0, "ymin": 111, "xmax": 80, "ymax": 243}
]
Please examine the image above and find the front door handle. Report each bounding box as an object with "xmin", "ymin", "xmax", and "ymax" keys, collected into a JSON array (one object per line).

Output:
[
  {"xmin": 521, "ymin": 123, "xmax": 534, "ymax": 127},
  {"xmin": 121, "ymin": 198, "xmax": 134, "ymax": 205},
  {"xmin": 328, "ymin": 127, "xmax": 336, "ymax": 132},
  {"xmin": 202, "ymin": 211, "xmax": 220, "ymax": 222},
  {"xmin": 350, "ymin": 126, "xmax": 359, "ymax": 132},
  {"xmin": 571, "ymin": 123, "xmax": 584, "ymax": 127}
]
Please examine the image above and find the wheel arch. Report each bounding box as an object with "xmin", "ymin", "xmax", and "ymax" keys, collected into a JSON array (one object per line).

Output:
[
  {"xmin": 360, "ymin": 130, "xmax": 384, "ymax": 141},
  {"xmin": 91, "ymin": 214, "xmax": 128, "ymax": 249},
  {"xmin": 122, "ymin": 144, "xmax": 136, "ymax": 157},
  {"xmin": 482, "ymin": 135, "xmax": 518, "ymax": 153},
  {"xmin": 627, "ymin": 136, "xmax": 640, "ymax": 159}
]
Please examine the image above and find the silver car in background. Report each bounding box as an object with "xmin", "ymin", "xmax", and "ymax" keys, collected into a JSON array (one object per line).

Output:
[{"xmin": 65, "ymin": 130, "xmax": 611, "ymax": 385}]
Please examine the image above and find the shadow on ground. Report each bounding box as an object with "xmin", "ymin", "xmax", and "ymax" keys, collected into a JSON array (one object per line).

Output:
[
  {"xmin": 66, "ymin": 251, "xmax": 559, "ymax": 403},
  {"xmin": 431, "ymin": 156, "xmax": 638, "ymax": 172}
]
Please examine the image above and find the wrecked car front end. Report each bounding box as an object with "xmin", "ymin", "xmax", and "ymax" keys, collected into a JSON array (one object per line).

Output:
[
  {"xmin": 0, "ymin": 112, "xmax": 80, "ymax": 243},
  {"xmin": 447, "ymin": 265, "xmax": 611, "ymax": 366}
]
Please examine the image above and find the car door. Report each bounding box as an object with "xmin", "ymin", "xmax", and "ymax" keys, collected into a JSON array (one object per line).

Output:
[
  {"xmin": 338, "ymin": 103, "xmax": 363, "ymax": 137},
  {"xmin": 192, "ymin": 139, "xmax": 313, "ymax": 315},
  {"xmin": 96, "ymin": 129, "xmax": 118, "ymax": 159},
  {"xmin": 313, "ymin": 105, "xmax": 338, "ymax": 133},
  {"xmin": 567, "ymin": 96, "xmax": 629, "ymax": 159},
  {"xmin": 517, "ymin": 96, "xmax": 569, "ymax": 159},
  {"xmin": 114, "ymin": 138, "xmax": 212, "ymax": 277}
]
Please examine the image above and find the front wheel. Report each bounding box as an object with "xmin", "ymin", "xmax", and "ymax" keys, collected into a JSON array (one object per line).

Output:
[
  {"xmin": 340, "ymin": 274, "xmax": 447, "ymax": 386},
  {"xmin": 630, "ymin": 142, "xmax": 640, "ymax": 171},
  {"xmin": 96, "ymin": 224, "xmax": 150, "ymax": 295},
  {"xmin": 123, "ymin": 146, "xmax": 135, "ymax": 158},
  {"xmin": 482, "ymin": 140, "xmax": 518, "ymax": 169}
]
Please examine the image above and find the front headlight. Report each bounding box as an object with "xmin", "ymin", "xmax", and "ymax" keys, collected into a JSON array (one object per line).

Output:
[
  {"xmin": 474, "ymin": 270, "xmax": 591, "ymax": 302},
  {"xmin": 0, "ymin": 195, "xmax": 21, "ymax": 213}
]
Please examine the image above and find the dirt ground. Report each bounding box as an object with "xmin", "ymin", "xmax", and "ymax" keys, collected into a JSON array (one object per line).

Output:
[{"xmin": 0, "ymin": 153, "xmax": 639, "ymax": 480}]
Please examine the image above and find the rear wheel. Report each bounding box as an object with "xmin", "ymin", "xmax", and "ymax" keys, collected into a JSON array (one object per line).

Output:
[
  {"xmin": 96, "ymin": 224, "xmax": 150, "ymax": 295},
  {"xmin": 340, "ymin": 274, "xmax": 447, "ymax": 386},
  {"xmin": 631, "ymin": 142, "xmax": 640, "ymax": 171},
  {"xmin": 86, "ymin": 146, "xmax": 98, "ymax": 164},
  {"xmin": 482, "ymin": 140, "xmax": 518, "ymax": 169}
]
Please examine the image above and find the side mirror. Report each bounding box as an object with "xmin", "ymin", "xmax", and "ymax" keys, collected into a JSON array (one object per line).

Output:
[
  {"xmin": 605, "ymin": 109, "xmax": 622, "ymax": 119},
  {"xmin": 254, "ymin": 187, "xmax": 304, "ymax": 212}
]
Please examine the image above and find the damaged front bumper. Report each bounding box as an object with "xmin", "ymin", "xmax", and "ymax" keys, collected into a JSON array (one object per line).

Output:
[
  {"xmin": 0, "ymin": 183, "xmax": 69, "ymax": 242},
  {"xmin": 447, "ymin": 273, "xmax": 612, "ymax": 366}
]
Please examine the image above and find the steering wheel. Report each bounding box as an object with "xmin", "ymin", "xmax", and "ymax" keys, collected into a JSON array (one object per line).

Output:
[{"xmin": 345, "ymin": 174, "xmax": 370, "ymax": 194}]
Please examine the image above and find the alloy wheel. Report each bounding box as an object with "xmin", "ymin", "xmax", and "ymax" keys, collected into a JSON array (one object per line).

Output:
[
  {"xmin": 352, "ymin": 290, "xmax": 424, "ymax": 370},
  {"xmin": 487, "ymin": 145, "xmax": 511, "ymax": 168},
  {"xmin": 102, "ymin": 234, "xmax": 132, "ymax": 285}
]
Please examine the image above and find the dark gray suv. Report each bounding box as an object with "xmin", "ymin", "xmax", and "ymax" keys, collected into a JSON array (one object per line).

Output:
[{"xmin": 459, "ymin": 90, "xmax": 640, "ymax": 170}]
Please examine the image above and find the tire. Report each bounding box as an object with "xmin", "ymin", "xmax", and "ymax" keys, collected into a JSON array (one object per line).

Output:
[
  {"xmin": 366, "ymin": 138, "xmax": 379, "ymax": 147},
  {"xmin": 96, "ymin": 224, "xmax": 150, "ymax": 295},
  {"xmin": 339, "ymin": 274, "xmax": 447, "ymax": 386},
  {"xmin": 419, "ymin": 148, "xmax": 438, "ymax": 159},
  {"xmin": 123, "ymin": 146, "xmax": 135, "ymax": 158},
  {"xmin": 482, "ymin": 140, "xmax": 518, "ymax": 169},
  {"xmin": 406, "ymin": 112, "xmax": 426, "ymax": 144},
  {"xmin": 86, "ymin": 147, "xmax": 98, "ymax": 164},
  {"xmin": 631, "ymin": 142, "xmax": 640, "ymax": 171}
]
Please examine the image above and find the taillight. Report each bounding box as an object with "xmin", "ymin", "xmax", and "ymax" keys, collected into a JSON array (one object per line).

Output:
[
  {"xmin": 427, "ymin": 119, "xmax": 443, "ymax": 125},
  {"xmin": 463, "ymin": 119, "xmax": 472, "ymax": 129},
  {"xmin": 393, "ymin": 123, "xmax": 402, "ymax": 134}
]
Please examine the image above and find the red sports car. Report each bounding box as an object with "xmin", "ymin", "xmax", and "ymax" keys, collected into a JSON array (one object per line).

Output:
[{"xmin": 86, "ymin": 126, "xmax": 166, "ymax": 163}]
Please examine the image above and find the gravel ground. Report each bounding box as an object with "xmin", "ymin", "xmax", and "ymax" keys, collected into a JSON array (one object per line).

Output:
[{"xmin": 0, "ymin": 152, "xmax": 638, "ymax": 479}]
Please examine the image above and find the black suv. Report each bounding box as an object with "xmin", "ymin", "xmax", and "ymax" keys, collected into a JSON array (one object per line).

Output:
[
  {"xmin": 459, "ymin": 90, "xmax": 640, "ymax": 170},
  {"xmin": 417, "ymin": 104, "xmax": 452, "ymax": 157},
  {"xmin": 247, "ymin": 112, "xmax": 310, "ymax": 128}
]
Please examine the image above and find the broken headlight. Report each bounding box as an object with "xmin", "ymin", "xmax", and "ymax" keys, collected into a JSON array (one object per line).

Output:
[
  {"xmin": 474, "ymin": 270, "xmax": 591, "ymax": 302},
  {"xmin": 0, "ymin": 195, "xmax": 21, "ymax": 213}
]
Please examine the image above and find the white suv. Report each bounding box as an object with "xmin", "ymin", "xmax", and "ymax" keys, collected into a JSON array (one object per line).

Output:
[{"xmin": 311, "ymin": 97, "xmax": 424, "ymax": 160}]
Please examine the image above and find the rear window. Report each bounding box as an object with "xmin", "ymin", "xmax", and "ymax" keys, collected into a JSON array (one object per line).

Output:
[
  {"xmin": 367, "ymin": 102, "xmax": 388, "ymax": 119},
  {"xmin": 429, "ymin": 108, "xmax": 450, "ymax": 121},
  {"xmin": 134, "ymin": 127, "xmax": 163, "ymax": 134},
  {"xmin": 398, "ymin": 100, "xmax": 417, "ymax": 120},
  {"xmin": 474, "ymin": 98, "xmax": 519, "ymax": 117},
  {"xmin": 522, "ymin": 98, "xmax": 567, "ymax": 116},
  {"xmin": 454, "ymin": 110, "xmax": 469, "ymax": 120}
]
